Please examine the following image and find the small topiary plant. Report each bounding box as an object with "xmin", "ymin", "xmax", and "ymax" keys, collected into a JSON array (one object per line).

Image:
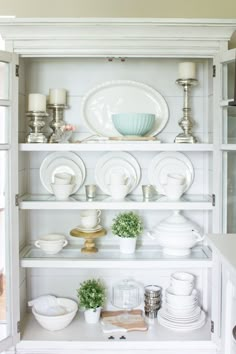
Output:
[
  {"xmin": 111, "ymin": 211, "xmax": 143, "ymax": 238},
  {"xmin": 77, "ymin": 279, "xmax": 106, "ymax": 310}
]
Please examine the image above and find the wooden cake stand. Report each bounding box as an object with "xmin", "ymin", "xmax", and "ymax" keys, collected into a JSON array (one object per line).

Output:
[{"xmin": 70, "ymin": 228, "xmax": 106, "ymax": 254}]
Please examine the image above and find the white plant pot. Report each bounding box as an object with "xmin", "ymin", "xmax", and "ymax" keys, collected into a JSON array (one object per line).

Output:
[
  {"xmin": 119, "ymin": 237, "xmax": 136, "ymax": 254},
  {"xmin": 84, "ymin": 307, "xmax": 101, "ymax": 324}
]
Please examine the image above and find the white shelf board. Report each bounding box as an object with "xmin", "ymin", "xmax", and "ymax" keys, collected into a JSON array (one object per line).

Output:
[
  {"xmin": 221, "ymin": 144, "xmax": 236, "ymax": 151},
  {"xmin": 0, "ymin": 144, "xmax": 10, "ymax": 150},
  {"xmin": 19, "ymin": 194, "xmax": 213, "ymax": 210},
  {"xmin": 18, "ymin": 313, "xmax": 214, "ymax": 351},
  {"xmin": 20, "ymin": 245, "xmax": 212, "ymax": 269},
  {"xmin": 19, "ymin": 143, "xmax": 214, "ymax": 152},
  {"xmin": 220, "ymin": 99, "xmax": 236, "ymax": 107}
]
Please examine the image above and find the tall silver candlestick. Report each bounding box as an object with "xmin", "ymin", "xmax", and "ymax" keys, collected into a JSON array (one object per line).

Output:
[
  {"xmin": 48, "ymin": 104, "xmax": 68, "ymax": 143},
  {"xmin": 26, "ymin": 111, "xmax": 48, "ymax": 143},
  {"xmin": 174, "ymin": 78, "xmax": 198, "ymax": 144}
]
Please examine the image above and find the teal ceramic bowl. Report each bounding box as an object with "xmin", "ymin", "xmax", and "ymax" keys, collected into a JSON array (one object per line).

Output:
[{"xmin": 112, "ymin": 113, "xmax": 155, "ymax": 136}]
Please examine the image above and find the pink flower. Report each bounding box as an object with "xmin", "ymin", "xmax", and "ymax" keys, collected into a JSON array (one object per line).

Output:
[{"xmin": 62, "ymin": 124, "xmax": 76, "ymax": 131}]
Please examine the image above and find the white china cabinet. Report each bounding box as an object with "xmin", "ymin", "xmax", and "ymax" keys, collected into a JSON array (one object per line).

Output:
[{"xmin": 0, "ymin": 18, "xmax": 236, "ymax": 354}]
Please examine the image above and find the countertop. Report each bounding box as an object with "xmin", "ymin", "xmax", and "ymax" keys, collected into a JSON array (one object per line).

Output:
[{"xmin": 207, "ymin": 234, "xmax": 236, "ymax": 277}]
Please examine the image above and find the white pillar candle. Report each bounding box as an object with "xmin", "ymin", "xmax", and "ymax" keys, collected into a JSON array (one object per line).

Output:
[
  {"xmin": 28, "ymin": 93, "xmax": 46, "ymax": 112},
  {"xmin": 49, "ymin": 88, "xmax": 67, "ymax": 105},
  {"xmin": 178, "ymin": 62, "xmax": 196, "ymax": 79}
]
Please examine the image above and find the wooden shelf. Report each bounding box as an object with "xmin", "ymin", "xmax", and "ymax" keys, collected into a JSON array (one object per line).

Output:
[
  {"xmin": 20, "ymin": 245, "xmax": 212, "ymax": 269},
  {"xmin": 19, "ymin": 143, "xmax": 214, "ymax": 152},
  {"xmin": 19, "ymin": 194, "xmax": 213, "ymax": 210}
]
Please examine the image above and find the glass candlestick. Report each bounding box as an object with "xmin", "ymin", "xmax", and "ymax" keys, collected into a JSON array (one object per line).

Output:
[
  {"xmin": 174, "ymin": 78, "xmax": 198, "ymax": 144},
  {"xmin": 26, "ymin": 111, "xmax": 48, "ymax": 143},
  {"xmin": 48, "ymin": 104, "xmax": 68, "ymax": 143}
]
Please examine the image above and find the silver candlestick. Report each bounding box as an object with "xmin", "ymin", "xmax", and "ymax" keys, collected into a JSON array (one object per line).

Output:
[
  {"xmin": 174, "ymin": 78, "xmax": 198, "ymax": 144},
  {"xmin": 26, "ymin": 111, "xmax": 48, "ymax": 143},
  {"xmin": 47, "ymin": 104, "xmax": 68, "ymax": 143}
]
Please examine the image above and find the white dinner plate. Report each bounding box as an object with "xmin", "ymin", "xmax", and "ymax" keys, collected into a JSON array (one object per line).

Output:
[
  {"xmin": 158, "ymin": 310, "xmax": 206, "ymax": 331},
  {"xmin": 95, "ymin": 152, "xmax": 141, "ymax": 195},
  {"xmin": 148, "ymin": 152, "xmax": 194, "ymax": 195},
  {"xmin": 159, "ymin": 307, "xmax": 201, "ymax": 322},
  {"xmin": 81, "ymin": 80, "xmax": 169, "ymax": 137},
  {"xmin": 40, "ymin": 152, "xmax": 86, "ymax": 194}
]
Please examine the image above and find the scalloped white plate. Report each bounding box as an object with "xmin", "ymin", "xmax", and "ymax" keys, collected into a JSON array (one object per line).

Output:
[{"xmin": 81, "ymin": 80, "xmax": 169, "ymax": 137}]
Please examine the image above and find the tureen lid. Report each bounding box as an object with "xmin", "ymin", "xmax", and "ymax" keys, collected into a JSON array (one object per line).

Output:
[{"xmin": 156, "ymin": 210, "xmax": 198, "ymax": 233}]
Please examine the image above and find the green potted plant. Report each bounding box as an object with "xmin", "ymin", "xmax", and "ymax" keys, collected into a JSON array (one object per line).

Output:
[
  {"xmin": 111, "ymin": 211, "xmax": 143, "ymax": 254},
  {"xmin": 77, "ymin": 278, "xmax": 106, "ymax": 324}
]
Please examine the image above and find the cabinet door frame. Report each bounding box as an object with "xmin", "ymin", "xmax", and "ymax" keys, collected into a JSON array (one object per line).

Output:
[
  {"xmin": 218, "ymin": 48, "xmax": 236, "ymax": 233},
  {"xmin": 0, "ymin": 50, "xmax": 20, "ymax": 353}
]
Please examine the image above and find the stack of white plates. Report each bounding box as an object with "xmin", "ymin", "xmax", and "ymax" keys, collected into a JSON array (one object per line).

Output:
[
  {"xmin": 158, "ymin": 273, "xmax": 206, "ymax": 331},
  {"xmin": 40, "ymin": 152, "xmax": 86, "ymax": 194}
]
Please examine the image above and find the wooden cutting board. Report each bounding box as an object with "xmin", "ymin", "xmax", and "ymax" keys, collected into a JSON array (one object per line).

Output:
[{"xmin": 101, "ymin": 310, "xmax": 148, "ymax": 332}]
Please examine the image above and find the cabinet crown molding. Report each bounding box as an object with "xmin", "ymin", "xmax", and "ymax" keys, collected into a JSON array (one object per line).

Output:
[{"xmin": 0, "ymin": 18, "xmax": 235, "ymax": 56}]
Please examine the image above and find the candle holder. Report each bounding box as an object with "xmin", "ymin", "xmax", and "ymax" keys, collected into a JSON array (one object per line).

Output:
[
  {"xmin": 174, "ymin": 78, "xmax": 198, "ymax": 144},
  {"xmin": 48, "ymin": 104, "xmax": 68, "ymax": 143},
  {"xmin": 26, "ymin": 111, "xmax": 48, "ymax": 143}
]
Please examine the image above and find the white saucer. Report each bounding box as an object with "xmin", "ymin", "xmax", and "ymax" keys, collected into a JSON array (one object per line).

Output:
[{"xmin": 75, "ymin": 224, "xmax": 103, "ymax": 233}]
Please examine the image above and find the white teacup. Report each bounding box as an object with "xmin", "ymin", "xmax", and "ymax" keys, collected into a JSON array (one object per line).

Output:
[
  {"xmin": 110, "ymin": 172, "xmax": 129, "ymax": 185},
  {"xmin": 35, "ymin": 234, "xmax": 68, "ymax": 255},
  {"xmin": 51, "ymin": 183, "xmax": 74, "ymax": 200},
  {"xmin": 54, "ymin": 172, "xmax": 72, "ymax": 185},
  {"xmin": 167, "ymin": 173, "xmax": 186, "ymax": 185},
  {"xmin": 80, "ymin": 210, "xmax": 101, "ymax": 228},
  {"xmin": 109, "ymin": 184, "xmax": 129, "ymax": 200}
]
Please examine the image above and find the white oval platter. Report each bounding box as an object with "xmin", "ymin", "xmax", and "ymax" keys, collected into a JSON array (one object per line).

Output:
[{"xmin": 81, "ymin": 80, "xmax": 169, "ymax": 137}]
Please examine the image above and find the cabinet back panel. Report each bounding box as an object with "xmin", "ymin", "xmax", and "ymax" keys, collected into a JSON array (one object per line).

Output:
[
  {"xmin": 25, "ymin": 268, "xmax": 209, "ymax": 312},
  {"xmin": 24, "ymin": 151, "xmax": 212, "ymax": 195},
  {"xmin": 19, "ymin": 57, "xmax": 213, "ymax": 143},
  {"xmin": 25, "ymin": 209, "xmax": 210, "ymax": 245}
]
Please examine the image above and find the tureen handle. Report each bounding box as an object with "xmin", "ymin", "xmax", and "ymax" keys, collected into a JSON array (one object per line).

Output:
[
  {"xmin": 192, "ymin": 230, "xmax": 205, "ymax": 242},
  {"xmin": 146, "ymin": 230, "xmax": 159, "ymax": 241}
]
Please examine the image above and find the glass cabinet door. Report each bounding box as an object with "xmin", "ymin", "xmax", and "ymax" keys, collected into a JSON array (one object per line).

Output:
[
  {"xmin": 221, "ymin": 48, "xmax": 236, "ymax": 233},
  {"xmin": 0, "ymin": 50, "xmax": 19, "ymax": 352}
]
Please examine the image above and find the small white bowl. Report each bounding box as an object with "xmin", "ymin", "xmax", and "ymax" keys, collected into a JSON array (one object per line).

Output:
[
  {"xmin": 32, "ymin": 298, "xmax": 78, "ymax": 331},
  {"xmin": 51, "ymin": 183, "xmax": 74, "ymax": 200},
  {"xmin": 170, "ymin": 272, "xmax": 195, "ymax": 295},
  {"xmin": 108, "ymin": 184, "xmax": 129, "ymax": 200},
  {"xmin": 166, "ymin": 288, "xmax": 198, "ymax": 306},
  {"xmin": 167, "ymin": 173, "xmax": 186, "ymax": 185},
  {"xmin": 163, "ymin": 183, "xmax": 186, "ymax": 200},
  {"xmin": 54, "ymin": 172, "xmax": 72, "ymax": 185},
  {"xmin": 171, "ymin": 272, "xmax": 195, "ymax": 284}
]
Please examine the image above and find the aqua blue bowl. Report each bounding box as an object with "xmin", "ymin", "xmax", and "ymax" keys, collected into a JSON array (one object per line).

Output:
[{"xmin": 112, "ymin": 113, "xmax": 155, "ymax": 136}]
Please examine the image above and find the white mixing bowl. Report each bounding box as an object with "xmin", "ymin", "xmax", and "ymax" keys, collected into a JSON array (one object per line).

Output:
[{"xmin": 32, "ymin": 298, "xmax": 78, "ymax": 331}]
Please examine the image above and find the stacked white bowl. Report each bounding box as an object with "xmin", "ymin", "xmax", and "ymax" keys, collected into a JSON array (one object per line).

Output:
[
  {"xmin": 51, "ymin": 172, "xmax": 74, "ymax": 200},
  {"xmin": 158, "ymin": 272, "xmax": 206, "ymax": 331}
]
